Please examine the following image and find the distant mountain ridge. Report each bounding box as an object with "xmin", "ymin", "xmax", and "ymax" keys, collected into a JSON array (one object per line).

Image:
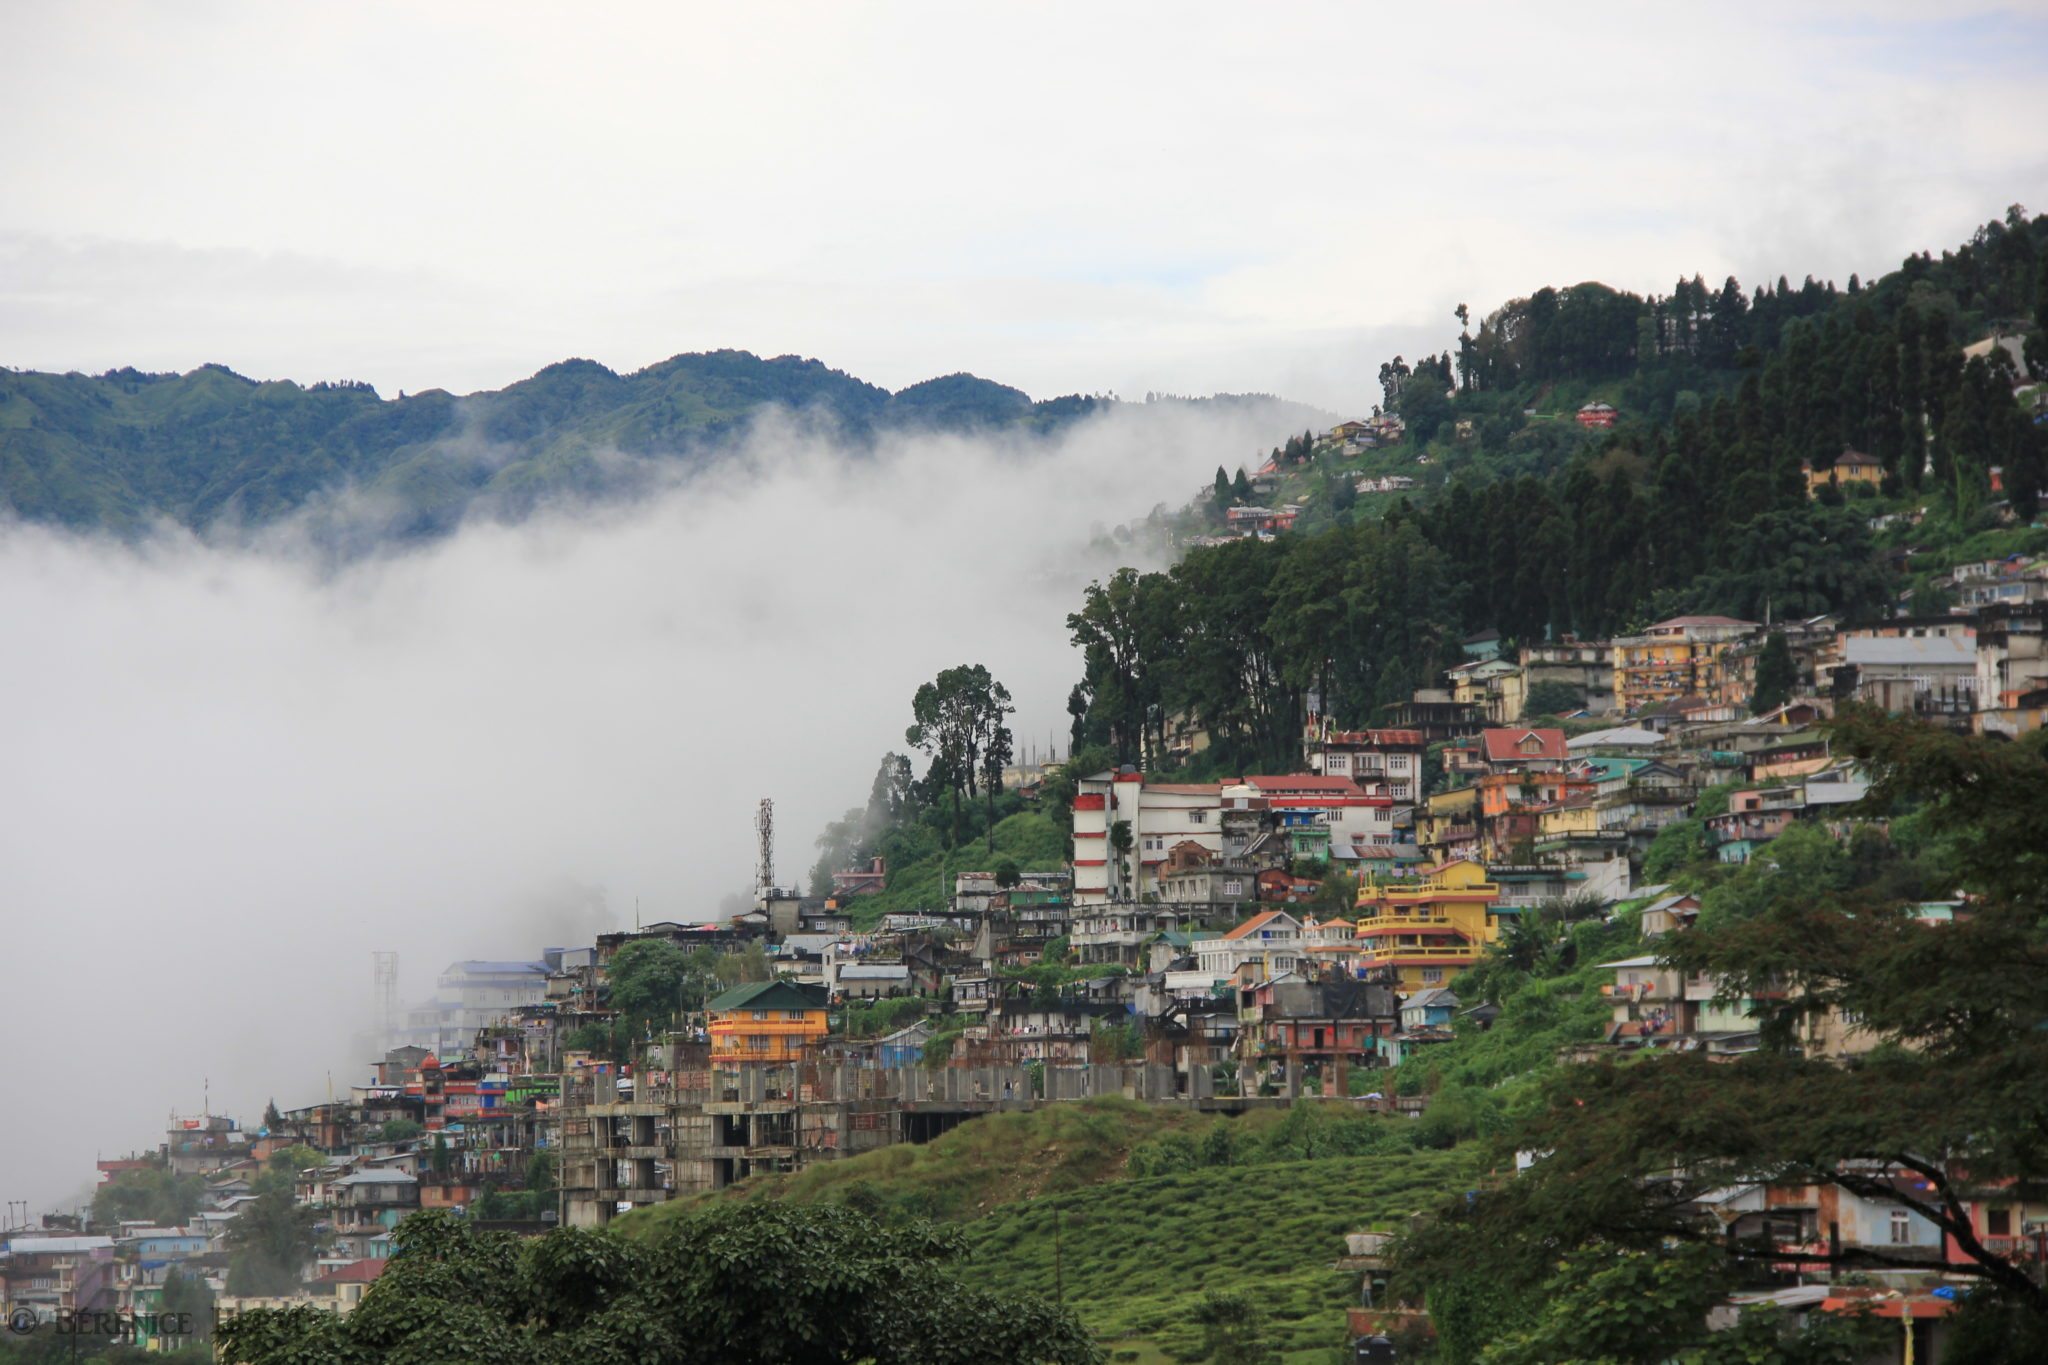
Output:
[{"xmin": 0, "ymin": 349, "xmax": 1333, "ymax": 541}]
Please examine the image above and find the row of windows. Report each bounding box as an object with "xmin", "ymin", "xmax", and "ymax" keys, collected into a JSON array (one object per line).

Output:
[{"xmin": 1324, "ymin": 754, "xmax": 1413, "ymax": 773}]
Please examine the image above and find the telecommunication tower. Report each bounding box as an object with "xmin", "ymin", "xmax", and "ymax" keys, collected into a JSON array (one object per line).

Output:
[{"xmin": 754, "ymin": 798, "xmax": 775, "ymax": 900}]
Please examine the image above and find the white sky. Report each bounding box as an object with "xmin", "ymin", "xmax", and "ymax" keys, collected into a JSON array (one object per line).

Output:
[{"xmin": 3, "ymin": 2, "xmax": 2044, "ymax": 409}]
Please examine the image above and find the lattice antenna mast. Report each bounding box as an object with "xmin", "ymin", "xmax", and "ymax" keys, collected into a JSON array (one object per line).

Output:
[{"xmin": 754, "ymin": 798, "xmax": 775, "ymax": 899}]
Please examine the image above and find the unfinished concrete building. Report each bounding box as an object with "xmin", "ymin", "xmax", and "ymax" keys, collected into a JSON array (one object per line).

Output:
[{"xmin": 559, "ymin": 1061, "xmax": 1196, "ymax": 1227}]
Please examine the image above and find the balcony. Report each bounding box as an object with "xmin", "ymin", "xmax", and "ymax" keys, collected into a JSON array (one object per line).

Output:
[
  {"xmin": 708, "ymin": 1018, "xmax": 826, "ymax": 1038},
  {"xmin": 1601, "ymin": 981, "xmax": 1678, "ymax": 1002},
  {"xmin": 1353, "ymin": 915, "xmax": 1474, "ymax": 938},
  {"xmin": 712, "ymin": 1042, "xmax": 812, "ymax": 1063},
  {"xmin": 1357, "ymin": 944, "xmax": 1482, "ymax": 961},
  {"xmin": 1979, "ymin": 1235, "xmax": 2045, "ymax": 1262},
  {"xmin": 1071, "ymin": 928, "xmax": 1153, "ymax": 948}
]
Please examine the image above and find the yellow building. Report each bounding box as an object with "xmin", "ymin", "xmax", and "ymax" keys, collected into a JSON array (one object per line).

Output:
[
  {"xmin": 1803, "ymin": 448, "xmax": 1884, "ymax": 496},
  {"xmin": 1609, "ymin": 615, "xmax": 1757, "ymax": 714},
  {"xmin": 1536, "ymin": 797, "xmax": 1601, "ymax": 841},
  {"xmin": 706, "ymin": 980, "xmax": 830, "ymax": 1065},
  {"xmin": 1417, "ymin": 786, "xmax": 1480, "ymax": 862},
  {"xmin": 1352, "ymin": 858, "xmax": 1507, "ymax": 992}
]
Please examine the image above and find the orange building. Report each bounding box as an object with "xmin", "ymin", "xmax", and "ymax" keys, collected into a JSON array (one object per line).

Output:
[
  {"xmin": 706, "ymin": 980, "xmax": 830, "ymax": 1065},
  {"xmin": 1352, "ymin": 858, "xmax": 1509, "ymax": 992}
]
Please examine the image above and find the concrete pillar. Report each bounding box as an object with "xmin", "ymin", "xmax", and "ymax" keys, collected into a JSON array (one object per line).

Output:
[{"xmin": 1284, "ymin": 1054, "xmax": 1302, "ymax": 1099}]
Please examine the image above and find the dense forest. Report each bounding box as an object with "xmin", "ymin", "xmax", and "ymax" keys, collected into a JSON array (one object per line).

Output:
[
  {"xmin": 0, "ymin": 349, "xmax": 1326, "ymax": 542},
  {"xmin": 1067, "ymin": 209, "xmax": 2048, "ymax": 774}
]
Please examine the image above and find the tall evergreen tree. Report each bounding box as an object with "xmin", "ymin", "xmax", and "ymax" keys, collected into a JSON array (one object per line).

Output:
[{"xmin": 1749, "ymin": 631, "xmax": 1795, "ymax": 714}]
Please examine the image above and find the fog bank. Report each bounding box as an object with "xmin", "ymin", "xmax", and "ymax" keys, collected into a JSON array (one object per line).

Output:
[{"xmin": 0, "ymin": 400, "xmax": 1297, "ymax": 1214}]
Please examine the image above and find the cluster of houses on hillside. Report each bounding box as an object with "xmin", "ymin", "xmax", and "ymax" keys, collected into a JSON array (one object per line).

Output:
[
  {"xmin": 14, "ymin": 600, "xmax": 2046, "ymax": 1352},
  {"xmin": 1438, "ymin": 599, "xmax": 2047, "ymax": 739},
  {"xmin": 1190, "ymin": 415, "xmax": 1413, "ymax": 547}
]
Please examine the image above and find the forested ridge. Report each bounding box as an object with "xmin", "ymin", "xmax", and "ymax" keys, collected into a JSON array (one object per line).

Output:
[
  {"xmin": 0, "ymin": 348, "xmax": 1325, "ymax": 542},
  {"xmin": 1067, "ymin": 208, "xmax": 2048, "ymax": 774}
]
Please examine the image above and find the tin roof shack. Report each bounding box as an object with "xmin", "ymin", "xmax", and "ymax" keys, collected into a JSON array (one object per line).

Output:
[{"xmin": 834, "ymin": 961, "xmax": 912, "ymax": 1001}]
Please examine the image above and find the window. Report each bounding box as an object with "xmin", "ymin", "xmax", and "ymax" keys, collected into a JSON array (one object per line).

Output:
[
  {"xmin": 752, "ymin": 1010, "xmax": 768, "ymax": 1020},
  {"xmin": 1988, "ymin": 1207, "xmax": 2013, "ymax": 1238},
  {"xmin": 1890, "ymin": 1210, "xmax": 1912, "ymax": 1245},
  {"xmin": 1189, "ymin": 810, "xmax": 1208, "ymax": 824},
  {"xmin": 1327, "ymin": 754, "xmax": 1349, "ymax": 772},
  {"xmin": 1421, "ymin": 969, "xmax": 1443, "ymax": 984},
  {"xmin": 1223, "ymin": 879, "xmax": 1243, "ymax": 896},
  {"xmin": 1390, "ymin": 755, "xmax": 1410, "ymax": 772}
]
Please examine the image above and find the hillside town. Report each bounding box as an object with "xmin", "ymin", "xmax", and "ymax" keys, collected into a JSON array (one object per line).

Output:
[{"xmin": 10, "ymin": 579, "xmax": 2044, "ymax": 1360}]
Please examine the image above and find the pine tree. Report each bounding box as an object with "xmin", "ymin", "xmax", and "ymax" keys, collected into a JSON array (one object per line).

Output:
[{"xmin": 1749, "ymin": 632, "xmax": 1795, "ymax": 714}]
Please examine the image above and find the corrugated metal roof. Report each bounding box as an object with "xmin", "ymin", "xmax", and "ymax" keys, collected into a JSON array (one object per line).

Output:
[
  {"xmin": 333, "ymin": 1169, "xmax": 418, "ymax": 1185},
  {"xmin": 1842, "ymin": 636, "xmax": 1975, "ymax": 667},
  {"xmin": 4, "ymin": 1236, "xmax": 113, "ymax": 1254},
  {"xmin": 1568, "ymin": 726, "xmax": 1665, "ymax": 749}
]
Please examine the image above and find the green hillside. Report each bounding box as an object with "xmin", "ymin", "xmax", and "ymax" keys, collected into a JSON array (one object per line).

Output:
[
  {"xmin": 628, "ymin": 1099, "xmax": 1207, "ymax": 1227},
  {"xmin": 843, "ymin": 809, "xmax": 1070, "ymax": 927},
  {"xmin": 970, "ymin": 1148, "xmax": 1482, "ymax": 1361},
  {"xmin": 620, "ymin": 1099, "xmax": 1488, "ymax": 1361},
  {"xmin": 0, "ymin": 352, "xmax": 1332, "ymax": 541}
]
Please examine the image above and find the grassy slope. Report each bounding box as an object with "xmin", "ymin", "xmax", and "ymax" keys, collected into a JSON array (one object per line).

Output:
[
  {"xmin": 619, "ymin": 1098, "xmax": 1486, "ymax": 1362},
  {"xmin": 847, "ymin": 810, "xmax": 1069, "ymax": 927},
  {"xmin": 623, "ymin": 1099, "xmax": 1206, "ymax": 1229},
  {"xmin": 969, "ymin": 1147, "xmax": 1484, "ymax": 1362},
  {"xmin": 1391, "ymin": 914, "xmax": 1639, "ymax": 1101}
]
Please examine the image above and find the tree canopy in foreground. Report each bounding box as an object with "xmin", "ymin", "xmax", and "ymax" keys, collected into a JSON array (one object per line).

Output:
[{"xmin": 217, "ymin": 1204, "xmax": 1099, "ymax": 1365}]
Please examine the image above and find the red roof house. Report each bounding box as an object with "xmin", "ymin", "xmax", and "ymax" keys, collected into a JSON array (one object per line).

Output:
[{"xmin": 1479, "ymin": 728, "xmax": 1568, "ymax": 769}]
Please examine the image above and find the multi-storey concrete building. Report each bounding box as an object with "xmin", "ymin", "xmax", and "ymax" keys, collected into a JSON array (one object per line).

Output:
[
  {"xmin": 706, "ymin": 981, "xmax": 829, "ymax": 1067},
  {"xmin": 1305, "ymin": 725, "xmax": 1426, "ymax": 799},
  {"xmin": 1502, "ymin": 639, "xmax": 1616, "ymax": 719},
  {"xmin": 1610, "ymin": 615, "xmax": 1758, "ymax": 713},
  {"xmin": 1975, "ymin": 604, "xmax": 2048, "ymax": 737},
  {"xmin": 1069, "ymin": 770, "xmax": 1226, "ymax": 904},
  {"xmin": 1351, "ymin": 858, "xmax": 1508, "ymax": 993}
]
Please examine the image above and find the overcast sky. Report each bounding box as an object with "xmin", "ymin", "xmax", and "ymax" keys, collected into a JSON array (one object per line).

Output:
[{"xmin": 3, "ymin": 2, "xmax": 2045, "ymax": 409}]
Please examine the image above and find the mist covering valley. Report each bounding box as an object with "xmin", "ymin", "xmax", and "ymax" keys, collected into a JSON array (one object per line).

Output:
[{"xmin": 0, "ymin": 393, "xmax": 1320, "ymax": 1214}]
